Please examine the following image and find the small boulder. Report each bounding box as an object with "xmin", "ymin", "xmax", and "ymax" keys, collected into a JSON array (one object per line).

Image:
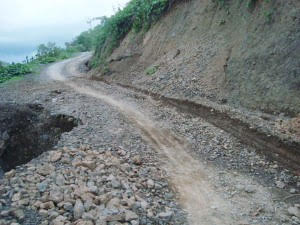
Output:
[
  {"xmin": 55, "ymin": 174, "xmax": 65, "ymax": 186},
  {"xmin": 49, "ymin": 188, "xmax": 64, "ymax": 203},
  {"xmin": 74, "ymin": 220, "xmax": 94, "ymax": 225},
  {"xmin": 38, "ymin": 164, "xmax": 55, "ymax": 176},
  {"xmin": 132, "ymin": 155, "xmax": 142, "ymax": 165},
  {"xmin": 49, "ymin": 151, "xmax": 62, "ymax": 162},
  {"xmin": 52, "ymin": 215, "xmax": 67, "ymax": 225},
  {"xmin": 275, "ymin": 181, "xmax": 286, "ymax": 189},
  {"xmin": 74, "ymin": 199, "xmax": 85, "ymax": 219},
  {"xmin": 40, "ymin": 201, "xmax": 55, "ymax": 210},
  {"xmin": 12, "ymin": 192, "xmax": 22, "ymax": 202},
  {"xmin": 4, "ymin": 169, "xmax": 16, "ymax": 178},
  {"xmin": 37, "ymin": 181, "xmax": 48, "ymax": 192},
  {"xmin": 125, "ymin": 210, "xmax": 138, "ymax": 221},
  {"xmin": 147, "ymin": 179, "xmax": 155, "ymax": 189},
  {"xmin": 288, "ymin": 206, "xmax": 300, "ymax": 218},
  {"xmin": 158, "ymin": 211, "xmax": 173, "ymax": 221}
]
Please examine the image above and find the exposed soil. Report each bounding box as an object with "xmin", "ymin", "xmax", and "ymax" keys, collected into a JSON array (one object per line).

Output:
[
  {"xmin": 0, "ymin": 103, "xmax": 79, "ymax": 172},
  {"xmin": 89, "ymin": 0, "xmax": 300, "ymax": 180},
  {"xmin": 96, "ymin": 80, "xmax": 300, "ymax": 172},
  {"xmin": 93, "ymin": 0, "xmax": 300, "ymax": 116},
  {"xmin": 0, "ymin": 54, "xmax": 299, "ymax": 225}
]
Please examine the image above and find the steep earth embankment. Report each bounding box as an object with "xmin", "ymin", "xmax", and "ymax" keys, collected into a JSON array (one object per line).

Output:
[{"xmin": 92, "ymin": 0, "xmax": 300, "ymax": 117}]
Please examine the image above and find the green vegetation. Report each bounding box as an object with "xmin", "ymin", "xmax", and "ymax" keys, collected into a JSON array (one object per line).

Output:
[
  {"xmin": 1, "ymin": 0, "xmax": 178, "ymax": 83},
  {"xmin": 67, "ymin": 17, "xmax": 109, "ymax": 52},
  {"xmin": 35, "ymin": 42, "xmax": 76, "ymax": 63},
  {"xmin": 0, "ymin": 42, "xmax": 78, "ymax": 84},
  {"xmin": 0, "ymin": 63, "xmax": 32, "ymax": 83},
  {"xmin": 247, "ymin": 0, "xmax": 258, "ymax": 10},
  {"xmin": 264, "ymin": 9, "xmax": 273, "ymax": 23},
  {"xmin": 145, "ymin": 65, "xmax": 159, "ymax": 75},
  {"xmin": 89, "ymin": 0, "xmax": 175, "ymax": 67}
]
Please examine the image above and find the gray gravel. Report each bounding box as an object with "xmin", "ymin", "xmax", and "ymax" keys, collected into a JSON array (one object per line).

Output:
[{"xmin": 0, "ymin": 56, "xmax": 299, "ymax": 225}]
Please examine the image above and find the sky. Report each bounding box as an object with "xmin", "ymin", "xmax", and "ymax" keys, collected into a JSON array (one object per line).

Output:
[{"xmin": 0, "ymin": 0, "xmax": 129, "ymax": 62}]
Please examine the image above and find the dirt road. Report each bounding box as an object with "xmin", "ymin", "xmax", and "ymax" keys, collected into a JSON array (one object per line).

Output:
[{"xmin": 0, "ymin": 54, "xmax": 299, "ymax": 225}]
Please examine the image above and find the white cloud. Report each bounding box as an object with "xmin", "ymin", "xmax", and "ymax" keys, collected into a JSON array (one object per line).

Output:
[{"xmin": 0, "ymin": 0, "xmax": 129, "ymax": 43}]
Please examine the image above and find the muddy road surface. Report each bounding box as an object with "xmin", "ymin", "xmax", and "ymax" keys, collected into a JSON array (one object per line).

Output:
[{"xmin": 0, "ymin": 54, "xmax": 299, "ymax": 225}]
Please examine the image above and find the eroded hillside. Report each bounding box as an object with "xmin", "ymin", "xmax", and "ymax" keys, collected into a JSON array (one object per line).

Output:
[{"xmin": 92, "ymin": 0, "xmax": 300, "ymax": 116}]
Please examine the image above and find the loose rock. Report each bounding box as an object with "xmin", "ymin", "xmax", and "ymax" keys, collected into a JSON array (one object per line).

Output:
[{"xmin": 74, "ymin": 199, "xmax": 85, "ymax": 220}]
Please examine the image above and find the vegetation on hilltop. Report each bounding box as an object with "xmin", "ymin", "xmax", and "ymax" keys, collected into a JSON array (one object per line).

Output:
[
  {"xmin": 0, "ymin": 0, "xmax": 275, "ymax": 84},
  {"xmin": 67, "ymin": 0, "xmax": 174, "ymax": 67},
  {"xmin": 0, "ymin": 42, "xmax": 77, "ymax": 84},
  {"xmin": 89, "ymin": 0, "xmax": 176, "ymax": 67},
  {"xmin": 86, "ymin": 0, "xmax": 275, "ymax": 67},
  {"xmin": 1, "ymin": 0, "xmax": 180, "ymax": 84}
]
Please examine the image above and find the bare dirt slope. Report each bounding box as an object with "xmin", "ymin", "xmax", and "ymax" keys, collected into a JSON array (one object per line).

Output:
[
  {"xmin": 0, "ymin": 54, "xmax": 299, "ymax": 225},
  {"xmin": 93, "ymin": 0, "xmax": 300, "ymax": 117}
]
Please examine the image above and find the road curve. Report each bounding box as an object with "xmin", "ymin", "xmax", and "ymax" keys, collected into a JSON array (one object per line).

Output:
[{"xmin": 44, "ymin": 54, "xmax": 299, "ymax": 225}]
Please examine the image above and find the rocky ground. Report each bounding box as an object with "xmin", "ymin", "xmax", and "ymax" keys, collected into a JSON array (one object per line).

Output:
[
  {"xmin": 0, "ymin": 103, "xmax": 79, "ymax": 172},
  {"xmin": 0, "ymin": 146, "xmax": 185, "ymax": 225},
  {"xmin": 0, "ymin": 55, "xmax": 299, "ymax": 225}
]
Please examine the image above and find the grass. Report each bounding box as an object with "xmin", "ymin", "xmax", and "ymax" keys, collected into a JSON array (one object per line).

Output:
[{"xmin": 0, "ymin": 76, "xmax": 24, "ymax": 85}]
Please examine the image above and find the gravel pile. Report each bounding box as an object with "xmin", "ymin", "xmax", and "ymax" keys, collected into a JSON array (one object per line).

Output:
[{"xmin": 0, "ymin": 146, "xmax": 186, "ymax": 225}]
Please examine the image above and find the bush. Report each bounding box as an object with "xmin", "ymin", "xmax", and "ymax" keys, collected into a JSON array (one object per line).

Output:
[
  {"xmin": 0, "ymin": 63, "xmax": 33, "ymax": 84},
  {"xmin": 91, "ymin": 0, "xmax": 174, "ymax": 67},
  {"xmin": 145, "ymin": 65, "xmax": 159, "ymax": 75}
]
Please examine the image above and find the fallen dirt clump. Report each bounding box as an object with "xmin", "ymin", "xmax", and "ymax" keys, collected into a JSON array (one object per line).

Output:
[
  {"xmin": 0, "ymin": 103, "xmax": 79, "ymax": 172},
  {"xmin": 0, "ymin": 145, "xmax": 186, "ymax": 225}
]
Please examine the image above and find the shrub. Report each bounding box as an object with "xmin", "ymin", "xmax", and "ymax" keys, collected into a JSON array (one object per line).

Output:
[
  {"xmin": 91, "ymin": 0, "xmax": 175, "ymax": 67},
  {"xmin": 38, "ymin": 56, "xmax": 57, "ymax": 64},
  {"xmin": 145, "ymin": 65, "xmax": 159, "ymax": 75},
  {"xmin": 0, "ymin": 63, "xmax": 33, "ymax": 84},
  {"xmin": 0, "ymin": 41, "xmax": 75, "ymax": 84}
]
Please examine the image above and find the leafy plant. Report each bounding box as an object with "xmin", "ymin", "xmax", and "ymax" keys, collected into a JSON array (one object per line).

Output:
[
  {"xmin": 145, "ymin": 65, "xmax": 159, "ymax": 75},
  {"xmin": 264, "ymin": 9, "xmax": 273, "ymax": 23},
  {"xmin": 0, "ymin": 40, "xmax": 80, "ymax": 84},
  {"xmin": 90, "ymin": 0, "xmax": 175, "ymax": 67},
  {"xmin": 247, "ymin": 0, "xmax": 258, "ymax": 10},
  {"xmin": 0, "ymin": 63, "xmax": 32, "ymax": 84}
]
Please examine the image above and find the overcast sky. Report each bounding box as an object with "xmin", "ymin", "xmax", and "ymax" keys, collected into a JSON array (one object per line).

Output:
[{"xmin": 0, "ymin": 0, "xmax": 129, "ymax": 62}]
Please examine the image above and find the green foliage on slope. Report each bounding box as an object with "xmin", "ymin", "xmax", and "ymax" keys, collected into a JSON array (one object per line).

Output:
[
  {"xmin": 1, "ymin": 0, "xmax": 179, "ymax": 83},
  {"xmin": 35, "ymin": 42, "xmax": 76, "ymax": 63},
  {"xmin": 90, "ymin": 0, "xmax": 173, "ymax": 67},
  {"xmin": 0, "ymin": 63, "xmax": 32, "ymax": 83},
  {"xmin": 0, "ymin": 42, "xmax": 77, "ymax": 84}
]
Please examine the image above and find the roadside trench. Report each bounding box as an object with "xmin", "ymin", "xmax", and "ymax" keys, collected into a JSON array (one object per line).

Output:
[
  {"xmin": 47, "ymin": 56, "xmax": 243, "ymax": 225},
  {"xmin": 46, "ymin": 55, "xmax": 299, "ymax": 224}
]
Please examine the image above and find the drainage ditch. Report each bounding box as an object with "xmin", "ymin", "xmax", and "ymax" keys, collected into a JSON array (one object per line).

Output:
[
  {"xmin": 0, "ymin": 103, "xmax": 79, "ymax": 174},
  {"xmin": 96, "ymin": 79, "xmax": 300, "ymax": 173}
]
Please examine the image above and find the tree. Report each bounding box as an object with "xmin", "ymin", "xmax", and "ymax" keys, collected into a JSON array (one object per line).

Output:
[
  {"xmin": 36, "ymin": 42, "xmax": 62, "ymax": 58},
  {"xmin": 37, "ymin": 44, "xmax": 48, "ymax": 57}
]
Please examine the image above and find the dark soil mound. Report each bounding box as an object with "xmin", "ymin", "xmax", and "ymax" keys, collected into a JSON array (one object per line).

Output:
[{"xmin": 0, "ymin": 103, "xmax": 79, "ymax": 172}]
